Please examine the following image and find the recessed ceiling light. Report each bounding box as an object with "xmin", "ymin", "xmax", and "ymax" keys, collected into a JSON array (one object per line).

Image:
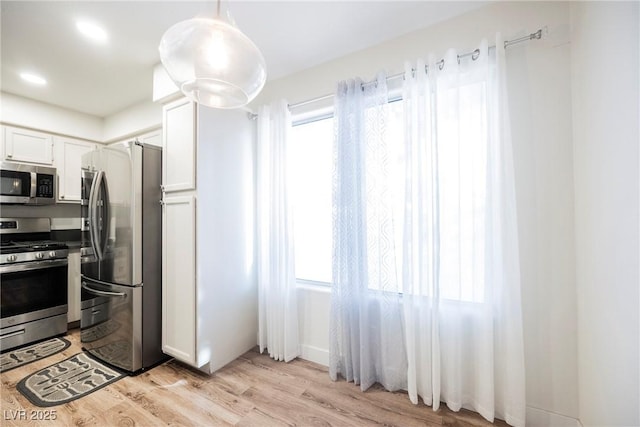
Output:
[
  {"xmin": 20, "ymin": 72, "xmax": 47, "ymax": 86},
  {"xmin": 76, "ymin": 20, "xmax": 108, "ymax": 43}
]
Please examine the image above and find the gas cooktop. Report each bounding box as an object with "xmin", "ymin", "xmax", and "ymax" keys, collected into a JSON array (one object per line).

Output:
[{"xmin": 0, "ymin": 240, "xmax": 68, "ymax": 253}]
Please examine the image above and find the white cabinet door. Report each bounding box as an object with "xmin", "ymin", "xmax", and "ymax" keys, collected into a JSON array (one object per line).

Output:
[
  {"xmin": 162, "ymin": 194, "xmax": 199, "ymax": 365},
  {"xmin": 55, "ymin": 138, "xmax": 96, "ymax": 202},
  {"xmin": 67, "ymin": 250, "xmax": 81, "ymax": 323},
  {"xmin": 162, "ymin": 98, "xmax": 196, "ymax": 192},
  {"xmin": 3, "ymin": 126, "xmax": 54, "ymax": 165}
]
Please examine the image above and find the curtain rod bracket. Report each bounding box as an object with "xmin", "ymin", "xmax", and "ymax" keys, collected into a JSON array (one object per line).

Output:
[{"xmin": 504, "ymin": 28, "xmax": 543, "ymax": 49}]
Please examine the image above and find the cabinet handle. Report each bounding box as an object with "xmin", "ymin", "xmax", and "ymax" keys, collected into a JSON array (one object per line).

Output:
[
  {"xmin": 61, "ymin": 195, "xmax": 65, "ymax": 199},
  {"xmin": 6, "ymin": 153, "xmax": 12, "ymax": 158}
]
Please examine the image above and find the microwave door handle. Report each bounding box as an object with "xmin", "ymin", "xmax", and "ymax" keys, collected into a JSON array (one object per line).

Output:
[
  {"xmin": 89, "ymin": 170, "xmax": 104, "ymax": 260},
  {"xmin": 30, "ymin": 172, "xmax": 37, "ymax": 198},
  {"xmin": 100, "ymin": 174, "xmax": 111, "ymax": 256}
]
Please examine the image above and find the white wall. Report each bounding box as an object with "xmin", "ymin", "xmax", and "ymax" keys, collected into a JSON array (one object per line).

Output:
[
  {"xmin": 255, "ymin": 1, "xmax": 580, "ymax": 424},
  {"xmin": 297, "ymin": 284, "xmax": 331, "ymax": 366},
  {"xmin": 102, "ymin": 99, "xmax": 162, "ymax": 143},
  {"xmin": 0, "ymin": 91, "xmax": 103, "ymax": 141},
  {"xmin": 1, "ymin": 92, "xmax": 162, "ymax": 144},
  {"xmin": 570, "ymin": 2, "xmax": 640, "ymax": 426}
]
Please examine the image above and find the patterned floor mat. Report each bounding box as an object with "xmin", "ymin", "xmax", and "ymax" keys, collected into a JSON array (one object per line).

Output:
[
  {"xmin": 0, "ymin": 338, "xmax": 71, "ymax": 373},
  {"xmin": 17, "ymin": 352, "xmax": 126, "ymax": 407}
]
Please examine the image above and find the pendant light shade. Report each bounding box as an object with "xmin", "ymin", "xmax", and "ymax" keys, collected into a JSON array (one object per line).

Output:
[{"xmin": 159, "ymin": 8, "xmax": 266, "ymax": 109}]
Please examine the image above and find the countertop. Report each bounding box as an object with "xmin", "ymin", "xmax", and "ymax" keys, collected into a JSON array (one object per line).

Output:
[{"xmin": 64, "ymin": 241, "xmax": 83, "ymax": 249}]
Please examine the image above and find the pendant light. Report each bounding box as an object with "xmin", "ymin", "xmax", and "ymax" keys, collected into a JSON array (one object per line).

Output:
[{"xmin": 158, "ymin": 0, "xmax": 266, "ymax": 109}]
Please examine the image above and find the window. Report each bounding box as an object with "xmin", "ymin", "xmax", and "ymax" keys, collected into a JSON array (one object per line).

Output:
[
  {"xmin": 288, "ymin": 92, "xmax": 486, "ymax": 304},
  {"xmin": 289, "ymin": 102, "xmax": 404, "ymax": 286},
  {"xmin": 289, "ymin": 116, "xmax": 334, "ymax": 284}
]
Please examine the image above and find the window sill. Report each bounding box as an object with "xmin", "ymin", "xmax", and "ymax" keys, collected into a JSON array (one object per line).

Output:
[{"xmin": 296, "ymin": 279, "xmax": 331, "ymax": 293}]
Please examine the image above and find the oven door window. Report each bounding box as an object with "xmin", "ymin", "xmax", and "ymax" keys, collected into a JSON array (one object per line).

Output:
[
  {"xmin": 1, "ymin": 263, "xmax": 68, "ymax": 319},
  {"xmin": 0, "ymin": 170, "xmax": 30, "ymax": 197}
]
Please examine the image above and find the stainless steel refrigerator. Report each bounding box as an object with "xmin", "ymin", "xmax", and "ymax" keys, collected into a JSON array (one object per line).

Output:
[{"xmin": 80, "ymin": 140, "xmax": 167, "ymax": 373}]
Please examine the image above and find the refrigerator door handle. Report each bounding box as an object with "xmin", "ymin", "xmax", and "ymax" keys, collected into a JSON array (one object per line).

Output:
[
  {"xmin": 81, "ymin": 281, "xmax": 127, "ymax": 298},
  {"xmin": 100, "ymin": 174, "xmax": 111, "ymax": 257},
  {"xmin": 88, "ymin": 170, "xmax": 103, "ymax": 260}
]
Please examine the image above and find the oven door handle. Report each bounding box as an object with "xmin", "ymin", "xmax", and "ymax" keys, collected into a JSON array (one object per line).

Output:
[
  {"xmin": 81, "ymin": 281, "xmax": 127, "ymax": 298},
  {"xmin": 0, "ymin": 258, "xmax": 68, "ymax": 274},
  {"xmin": 0, "ymin": 329, "xmax": 26, "ymax": 340}
]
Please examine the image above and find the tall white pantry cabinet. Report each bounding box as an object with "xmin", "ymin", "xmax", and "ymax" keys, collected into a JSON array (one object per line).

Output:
[{"xmin": 161, "ymin": 96, "xmax": 258, "ymax": 373}]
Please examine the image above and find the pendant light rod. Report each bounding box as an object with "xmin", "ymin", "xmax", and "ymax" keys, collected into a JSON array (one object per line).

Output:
[{"xmin": 216, "ymin": 0, "xmax": 221, "ymax": 18}]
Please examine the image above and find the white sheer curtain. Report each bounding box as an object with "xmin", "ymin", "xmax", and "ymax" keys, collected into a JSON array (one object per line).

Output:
[
  {"xmin": 257, "ymin": 99, "xmax": 299, "ymax": 362},
  {"xmin": 329, "ymin": 35, "xmax": 525, "ymax": 427},
  {"xmin": 402, "ymin": 35, "xmax": 525, "ymax": 426},
  {"xmin": 329, "ymin": 74, "xmax": 407, "ymax": 391}
]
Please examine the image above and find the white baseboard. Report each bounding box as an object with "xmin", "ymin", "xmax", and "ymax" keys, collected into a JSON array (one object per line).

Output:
[
  {"xmin": 526, "ymin": 406, "xmax": 582, "ymax": 427},
  {"xmin": 299, "ymin": 344, "xmax": 329, "ymax": 367}
]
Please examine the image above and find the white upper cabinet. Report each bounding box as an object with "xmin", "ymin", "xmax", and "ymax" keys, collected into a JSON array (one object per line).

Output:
[
  {"xmin": 55, "ymin": 137, "xmax": 96, "ymax": 202},
  {"xmin": 162, "ymin": 97, "xmax": 196, "ymax": 193},
  {"xmin": 2, "ymin": 125, "xmax": 54, "ymax": 165}
]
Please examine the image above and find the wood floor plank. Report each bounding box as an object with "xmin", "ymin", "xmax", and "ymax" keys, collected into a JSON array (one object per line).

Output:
[
  {"xmin": 235, "ymin": 407, "xmax": 293, "ymax": 427},
  {"xmin": 1, "ymin": 329, "xmax": 511, "ymax": 427},
  {"xmin": 159, "ymin": 360, "xmax": 256, "ymax": 418},
  {"xmin": 241, "ymin": 385, "xmax": 357, "ymax": 426},
  {"xmin": 113, "ymin": 372, "xmax": 233, "ymax": 426},
  {"xmin": 100, "ymin": 400, "xmax": 166, "ymax": 426},
  {"xmin": 225, "ymin": 358, "xmax": 308, "ymax": 398},
  {"xmin": 143, "ymin": 368, "xmax": 244, "ymax": 425},
  {"xmin": 301, "ymin": 384, "xmax": 443, "ymax": 427}
]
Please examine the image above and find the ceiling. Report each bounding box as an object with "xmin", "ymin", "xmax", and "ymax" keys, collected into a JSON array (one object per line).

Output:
[{"xmin": 1, "ymin": 1, "xmax": 486, "ymax": 118}]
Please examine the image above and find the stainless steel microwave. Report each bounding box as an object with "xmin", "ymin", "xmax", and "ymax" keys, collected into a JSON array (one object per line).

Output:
[{"xmin": 0, "ymin": 161, "xmax": 56, "ymax": 205}]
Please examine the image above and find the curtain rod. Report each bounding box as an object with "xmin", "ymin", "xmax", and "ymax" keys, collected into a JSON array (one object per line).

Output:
[{"xmin": 287, "ymin": 29, "xmax": 543, "ymax": 110}]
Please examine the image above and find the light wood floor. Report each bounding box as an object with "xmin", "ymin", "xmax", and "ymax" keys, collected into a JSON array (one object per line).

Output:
[{"xmin": 1, "ymin": 329, "xmax": 509, "ymax": 426}]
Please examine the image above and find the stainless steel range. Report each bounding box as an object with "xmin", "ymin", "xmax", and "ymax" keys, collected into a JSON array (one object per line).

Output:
[{"xmin": 0, "ymin": 218, "xmax": 69, "ymax": 351}]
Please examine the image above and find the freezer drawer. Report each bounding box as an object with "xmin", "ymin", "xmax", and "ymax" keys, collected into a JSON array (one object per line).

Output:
[
  {"xmin": 80, "ymin": 301, "xmax": 110, "ymax": 330},
  {"xmin": 80, "ymin": 278, "xmax": 142, "ymax": 372}
]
